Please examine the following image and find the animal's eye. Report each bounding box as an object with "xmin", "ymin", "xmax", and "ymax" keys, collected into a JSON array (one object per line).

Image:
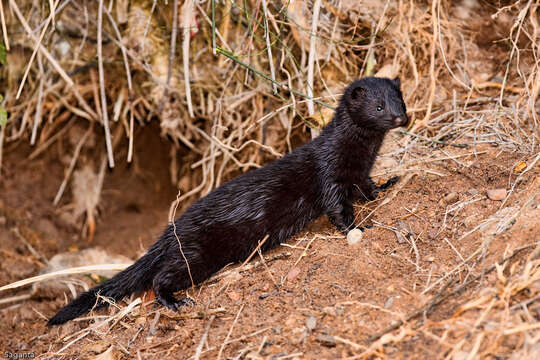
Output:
[{"xmin": 376, "ymin": 105, "xmax": 384, "ymax": 111}]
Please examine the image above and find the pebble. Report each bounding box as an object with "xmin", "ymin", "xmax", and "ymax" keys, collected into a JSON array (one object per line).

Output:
[
  {"xmin": 287, "ymin": 267, "xmax": 301, "ymax": 282},
  {"xmin": 305, "ymin": 316, "xmax": 317, "ymax": 331},
  {"xmin": 0, "ymin": 216, "xmax": 6, "ymax": 226},
  {"xmin": 316, "ymin": 334, "xmax": 336, "ymax": 347},
  {"xmin": 347, "ymin": 228, "xmax": 363, "ymax": 246},
  {"xmin": 487, "ymin": 188, "xmax": 507, "ymax": 201},
  {"xmin": 443, "ymin": 192, "xmax": 459, "ymax": 204}
]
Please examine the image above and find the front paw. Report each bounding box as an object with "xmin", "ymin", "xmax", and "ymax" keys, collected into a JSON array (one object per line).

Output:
[
  {"xmin": 376, "ymin": 176, "xmax": 400, "ymax": 191},
  {"xmin": 329, "ymin": 213, "xmax": 356, "ymax": 235},
  {"xmin": 156, "ymin": 296, "xmax": 194, "ymax": 312},
  {"xmin": 365, "ymin": 190, "xmax": 378, "ymax": 201}
]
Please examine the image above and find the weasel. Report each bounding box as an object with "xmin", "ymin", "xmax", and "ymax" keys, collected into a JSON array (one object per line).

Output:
[{"xmin": 48, "ymin": 77, "xmax": 409, "ymax": 325}]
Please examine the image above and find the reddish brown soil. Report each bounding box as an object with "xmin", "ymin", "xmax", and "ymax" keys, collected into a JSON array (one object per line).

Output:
[{"xmin": 0, "ymin": 126, "xmax": 538, "ymax": 359}]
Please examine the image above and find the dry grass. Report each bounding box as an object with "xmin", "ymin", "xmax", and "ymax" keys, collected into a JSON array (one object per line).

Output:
[{"xmin": 0, "ymin": 0, "xmax": 539, "ymax": 358}]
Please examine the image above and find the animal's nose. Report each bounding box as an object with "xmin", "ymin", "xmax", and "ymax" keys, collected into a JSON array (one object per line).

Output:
[{"xmin": 394, "ymin": 116, "xmax": 408, "ymax": 127}]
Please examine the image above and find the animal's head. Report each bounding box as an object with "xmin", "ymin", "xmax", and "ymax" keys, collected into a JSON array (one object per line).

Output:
[{"xmin": 343, "ymin": 77, "xmax": 409, "ymax": 131}]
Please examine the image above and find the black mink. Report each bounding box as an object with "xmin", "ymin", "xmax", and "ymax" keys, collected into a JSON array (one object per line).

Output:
[{"xmin": 47, "ymin": 76, "xmax": 409, "ymax": 325}]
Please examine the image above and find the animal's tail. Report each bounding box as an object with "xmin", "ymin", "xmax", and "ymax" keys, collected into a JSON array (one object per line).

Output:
[{"xmin": 47, "ymin": 248, "xmax": 158, "ymax": 326}]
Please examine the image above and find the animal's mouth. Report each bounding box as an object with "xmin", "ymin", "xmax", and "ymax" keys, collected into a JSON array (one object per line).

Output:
[{"xmin": 393, "ymin": 116, "xmax": 409, "ymax": 127}]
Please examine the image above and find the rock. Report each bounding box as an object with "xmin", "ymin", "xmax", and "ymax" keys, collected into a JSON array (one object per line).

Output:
[
  {"xmin": 444, "ymin": 192, "xmax": 459, "ymax": 204},
  {"xmin": 487, "ymin": 188, "xmax": 507, "ymax": 201},
  {"xmin": 384, "ymin": 297, "xmax": 394, "ymax": 309},
  {"xmin": 316, "ymin": 334, "xmax": 336, "ymax": 347},
  {"xmin": 0, "ymin": 216, "xmax": 6, "ymax": 226},
  {"xmin": 347, "ymin": 228, "xmax": 363, "ymax": 246},
  {"xmin": 305, "ymin": 315, "xmax": 317, "ymax": 331},
  {"xmin": 287, "ymin": 267, "xmax": 301, "ymax": 282},
  {"xmin": 392, "ymin": 230, "xmax": 407, "ymax": 244}
]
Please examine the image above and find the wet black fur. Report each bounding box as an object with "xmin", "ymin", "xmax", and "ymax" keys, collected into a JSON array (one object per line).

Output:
[{"xmin": 47, "ymin": 77, "xmax": 408, "ymax": 325}]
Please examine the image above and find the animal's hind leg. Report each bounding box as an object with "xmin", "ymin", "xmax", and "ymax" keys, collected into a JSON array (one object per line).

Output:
[{"xmin": 152, "ymin": 268, "xmax": 194, "ymax": 311}]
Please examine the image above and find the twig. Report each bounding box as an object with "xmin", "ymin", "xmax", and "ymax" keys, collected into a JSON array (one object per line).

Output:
[
  {"xmin": 11, "ymin": 228, "xmax": 48, "ymax": 265},
  {"xmin": 103, "ymin": 7, "xmax": 135, "ymax": 162},
  {"xmin": 171, "ymin": 191, "xmax": 195, "ymax": 288},
  {"xmin": 16, "ymin": 0, "xmax": 60, "ymax": 99},
  {"xmin": 0, "ymin": 264, "xmax": 132, "ymax": 292},
  {"xmin": 216, "ymin": 47, "xmax": 334, "ymax": 110},
  {"xmin": 436, "ymin": 2, "xmax": 470, "ymax": 90},
  {"xmin": 193, "ymin": 315, "xmax": 215, "ymax": 360},
  {"xmin": 498, "ymin": 0, "xmax": 534, "ymax": 108},
  {"xmin": 161, "ymin": 0, "xmax": 179, "ymax": 115},
  {"xmin": 183, "ymin": 0, "xmax": 195, "ymax": 117},
  {"xmin": 217, "ymin": 305, "xmax": 244, "ymax": 360},
  {"xmin": 368, "ymin": 243, "xmax": 537, "ymax": 343},
  {"xmin": 53, "ymin": 123, "xmax": 93, "ymax": 205},
  {"xmin": 0, "ymin": 293, "xmax": 31, "ymax": 306},
  {"xmin": 360, "ymin": 0, "xmax": 391, "ymax": 76},
  {"xmin": 9, "ymin": 0, "xmax": 73, "ymax": 87},
  {"xmin": 262, "ymin": 0, "xmax": 277, "ymax": 94},
  {"xmin": 306, "ymin": 0, "xmax": 322, "ymax": 137},
  {"xmin": 31, "ymin": 53, "xmax": 45, "ymax": 145},
  {"xmin": 188, "ymin": 327, "xmax": 271, "ymax": 359},
  {"xmin": 28, "ymin": 119, "xmax": 75, "ymax": 160},
  {"xmin": 211, "ymin": 0, "xmax": 216, "ymax": 55},
  {"xmin": 500, "ymin": 151, "xmax": 540, "ymax": 208},
  {"xmin": 31, "ymin": 0, "xmax": 74, "ymax": 35},
  {"xmin": 98, "ymin": 0, "xmax": 115, "ymax": 168},
  {"xmin": 412, "ymin": 0, "xmax": 439, "ymax": 132},
  {"xmin": 195, "ymin": 2, "xmax": 231, "ymax": 53},
  {"xmin": 0, "ymin": 0, "xmax": 10, "ymax": 50}
]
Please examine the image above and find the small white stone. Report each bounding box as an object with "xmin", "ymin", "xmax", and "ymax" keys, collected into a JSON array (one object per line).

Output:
[
  {"xmin": 306, "ymin": 316, "xmax": 317, "ymax": 330},
  {"xmin": 487, "ymin": 188, "xmax": 507, "ymax": 201},
  {"xmin": 347, "ymin": 228, "xmax": 364, "ymax": 246}
]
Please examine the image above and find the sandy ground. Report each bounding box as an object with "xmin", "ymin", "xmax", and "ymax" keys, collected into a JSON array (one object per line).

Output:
[{"xmin": 0, "ymin": 124, "xmax": 538, "ymax": 359}]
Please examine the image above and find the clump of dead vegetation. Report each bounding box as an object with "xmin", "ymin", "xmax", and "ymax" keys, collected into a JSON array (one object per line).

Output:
[{"xmin": 0, "ymin": 0, "xmax": 539, "ymax": 358}]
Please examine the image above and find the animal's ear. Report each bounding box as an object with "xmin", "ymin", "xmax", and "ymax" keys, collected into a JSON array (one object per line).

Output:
[
  {"xmin": 392, "ymin": 77, "xmax": 401, "ymax": 88},
  {"xmin": 349, "ymin": 85, "xmax": 366, "ymax": 102}
]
